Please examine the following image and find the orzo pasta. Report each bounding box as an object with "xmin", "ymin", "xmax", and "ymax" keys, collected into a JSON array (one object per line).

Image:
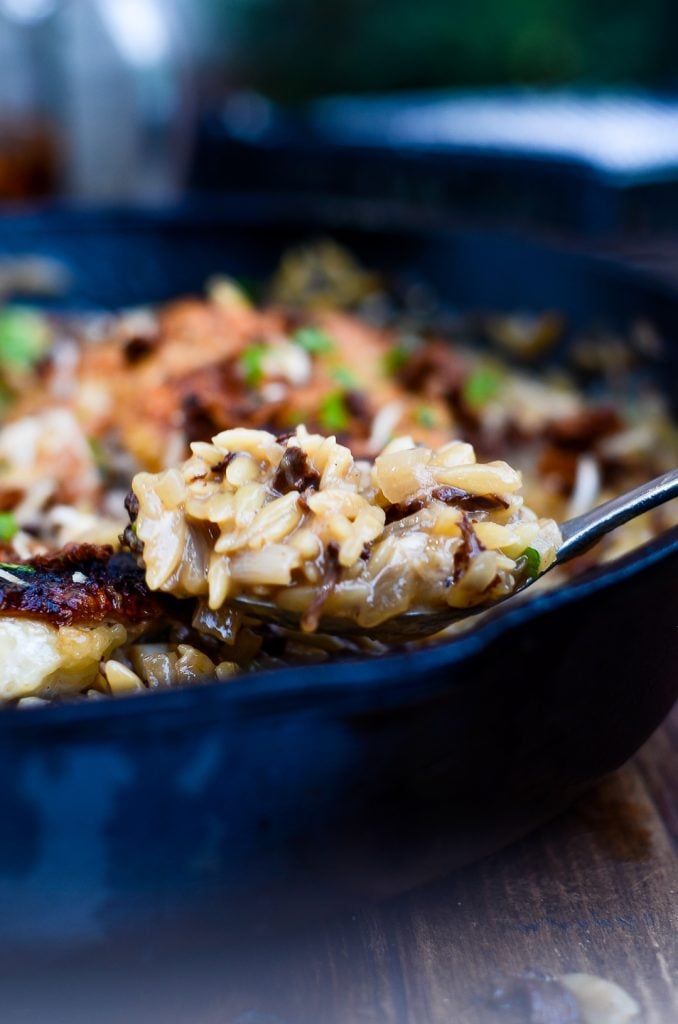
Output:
[
  {"xmin": 0, "ymin": 243, "xmax": 674, "ymax": 704},
  {"xmin": 132, "ymin": 427, "xmax": 561, "ymax": 631}
]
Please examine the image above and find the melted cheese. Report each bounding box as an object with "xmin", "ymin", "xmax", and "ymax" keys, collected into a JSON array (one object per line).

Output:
[{"xmin": 0, "ymin": 618, "xmax": 127, "ymax": 701}]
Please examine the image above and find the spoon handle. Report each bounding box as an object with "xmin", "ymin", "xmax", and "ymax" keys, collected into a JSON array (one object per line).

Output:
[{"xmin": 557, "ymin": 467, "xmax": 678, "ymax": 564}]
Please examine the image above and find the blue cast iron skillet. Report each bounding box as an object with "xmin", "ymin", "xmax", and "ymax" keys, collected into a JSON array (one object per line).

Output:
[{"xmin": 0, "ymin": 198, "xmax": 676, "ymax": 953}]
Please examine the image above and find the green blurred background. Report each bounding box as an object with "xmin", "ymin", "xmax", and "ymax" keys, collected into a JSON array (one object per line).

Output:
[{"xmin": 210, "ymin": 0, "xmax": 678, "ymax": 101}]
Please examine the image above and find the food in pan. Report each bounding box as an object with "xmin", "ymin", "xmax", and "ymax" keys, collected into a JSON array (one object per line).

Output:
[
  {"xmin": 0, "ymin": 243, "xmax": 675, "ymax": 704},
  {"xmin": 131, "ymin": 427, "xmax": 561, "ymax": 631}
]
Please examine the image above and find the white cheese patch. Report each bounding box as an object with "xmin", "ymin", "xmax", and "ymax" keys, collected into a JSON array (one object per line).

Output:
[{"xmin": 0, "ymin": 618, "xmax": 127, "ymax": 701}]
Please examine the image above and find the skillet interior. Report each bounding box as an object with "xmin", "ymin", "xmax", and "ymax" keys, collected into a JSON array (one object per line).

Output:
[{"xmin": 0, "ymin": 198, "xmax": 676, "ymax": 950}]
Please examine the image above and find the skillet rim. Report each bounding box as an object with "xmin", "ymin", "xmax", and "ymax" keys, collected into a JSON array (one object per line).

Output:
[
  {"xmin": 2, "ymin": 524, "xmax": 677, "ymax": 732},
  {"xmin": 4, "ymin": 194, "xmax": 678, "ymax": 306}
]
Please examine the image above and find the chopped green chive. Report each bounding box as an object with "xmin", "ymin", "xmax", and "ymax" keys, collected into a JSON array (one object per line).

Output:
[
  {"xmin": 0, "ymin": 562, "xmax": 34, "ymax": 573},
  {"xmin": 521, "ymin": 546, "xmax": 541, "ymax": 578},
  {"xmin": 462, "ymin": 366, "xmax": 504, "ymax": 408},
  {"xmin": 330, "ymin": 365, "xmax": 359, "ymax": 389},
  {"xmin": 239, "ymin": 343, "xmax": 267, "ymax": 388},
  {"xmin": 292, "ymin": 326, "xmax": 334, "ymax": 355},
  {"xmin": 283, "ymin": 408, "xmax": 306, "ymax": 427},
  {"xmin": 88, "ymin": 437, "xmax": 106, "ymax": 470},
  {"xmin": 382, "ymin": 343, "xmax": 411, "ymax": 376},
  {"xmin": 415, "ymin": 405, "xmax": 436, "ymax": 429},
  {"xmin": 0, "ymin": 381, "xmax": 13, "ymax": 413},
  {"xmin": 318, "ymin": 391, "xmax": 349, "ymax": 433},
  {"xmin": 0, "ymin": 308, "xmax": 49, "ymax": 372},
  {"xmin": 0, "ymin": 512, "xmax": 18, "ymax": 542}
]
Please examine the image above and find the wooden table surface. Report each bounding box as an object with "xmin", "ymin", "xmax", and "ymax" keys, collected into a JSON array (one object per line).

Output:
[{"xmin": 10, "ymin": 705, "xmax": 676, "ymax": 1024}]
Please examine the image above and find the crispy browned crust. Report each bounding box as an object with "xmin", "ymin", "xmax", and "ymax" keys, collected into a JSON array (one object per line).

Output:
[{"xmin": 0, "ymin": 544, "xmax": 172, "ymax": 627}]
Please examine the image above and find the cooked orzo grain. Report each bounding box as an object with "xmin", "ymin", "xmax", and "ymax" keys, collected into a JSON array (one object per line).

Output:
[
  {"xmin": 132, "ymin": 427, "xmax": 561, "ymax": 630},
  {"xmin": 0, "ymin": 242, "xmax": 675, "ymax": 704}
]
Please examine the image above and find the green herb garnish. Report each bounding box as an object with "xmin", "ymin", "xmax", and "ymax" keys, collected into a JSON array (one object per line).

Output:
[
  {"xmin": 0, "ymin": 562, "xmax": 34, "ymax": 573},
  {"xmin": 415, "ymin": 405, "xmax": 436, "ymax": 428},
  {"xmin": 319, "ymin": 391, "xmax": 349, "ymax": 433},
  {"xmin": 331, "ymin": 365, "xmax": 359, "ymax": 389},
  {"xmin": 283, "ymin": 408, "xmax": 306, "ymax": 427},
  {"xmin": 521, "ymin": 546, "xmax": 541, "ymax": 578},
  {"xmin": 0, "ymin": 512, "xmax": 18, "ymax": 542},
  {"xmin": 0, "ymin": 308, "xmax": 50, "ymax": 372},
  {"xmin": 239, "ymin": 343, "xmax": 267, "ymax": 388},
  {"xmin": 293, "ymin": 326, "xmax": 334, "ymax": 355},
  {"xmin": 0, "ymin": 380, "xmax": 13, "ymax": 414},
  {"xmin": 88, "ymin": 437, "xmax": 107, "ymax": 471},
  {"xmin": 462, "ymin": 366, "xmax": 504, "ymax": 408},
  {"xmin": 382, "ymin": 342, "xmax": 411, "ymax": 376}
]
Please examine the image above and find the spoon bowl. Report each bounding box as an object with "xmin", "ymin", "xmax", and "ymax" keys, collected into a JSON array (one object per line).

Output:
[{"xmin": 230, "ymin": 468, "xmax": 678, "ymax": 638}]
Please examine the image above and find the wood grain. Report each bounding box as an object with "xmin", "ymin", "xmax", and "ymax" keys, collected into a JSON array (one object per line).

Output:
[
  {"xmin": 205, "ymin": 718, "xmax": 677, "ymax": 1024},
  {"xmin": 5, "ymin": 707, "xmax": 677, "ymax": 1024}
]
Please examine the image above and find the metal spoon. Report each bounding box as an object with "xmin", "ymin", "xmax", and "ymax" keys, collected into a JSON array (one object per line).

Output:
[{"xmin": 231, "ymin": 468, "xmax": 678, "ymax": 639}]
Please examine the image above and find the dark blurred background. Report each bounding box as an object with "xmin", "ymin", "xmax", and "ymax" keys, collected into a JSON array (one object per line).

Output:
[
  {"xmin": 3, "ymin": 0, "xmax": 678, "ymax": 250},
  {"xmin": 218, "ymin": 0, "xmax": 678, "ymax": 99}
]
